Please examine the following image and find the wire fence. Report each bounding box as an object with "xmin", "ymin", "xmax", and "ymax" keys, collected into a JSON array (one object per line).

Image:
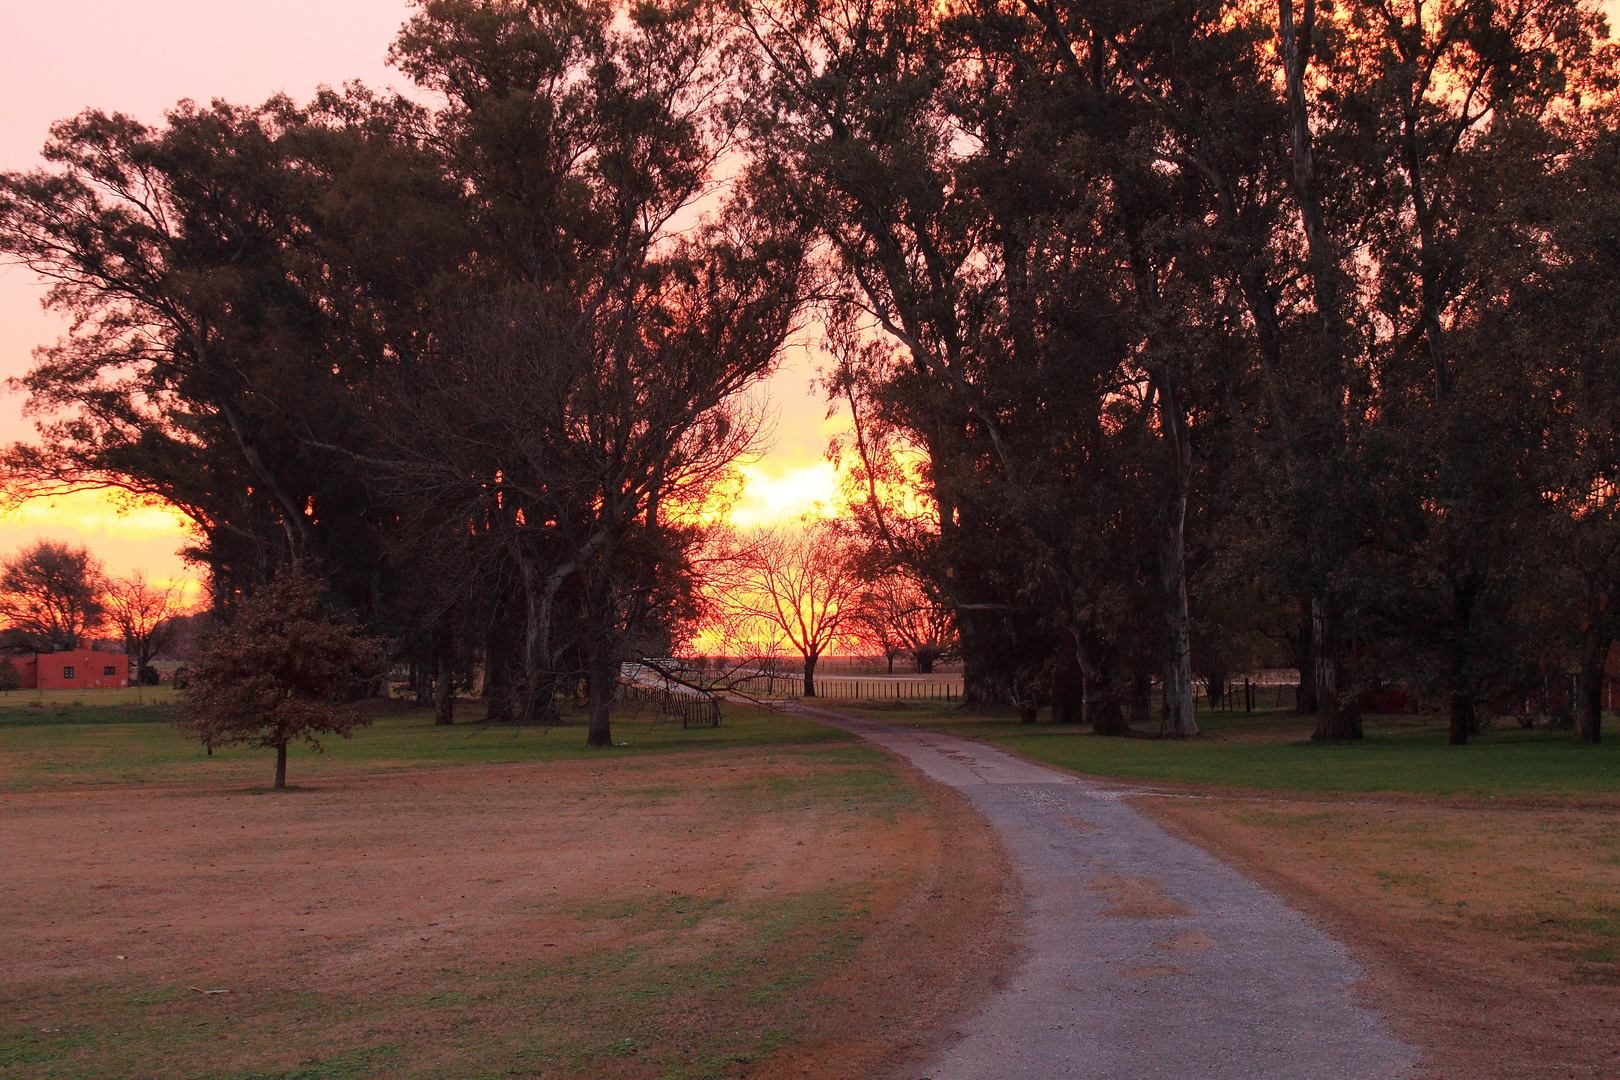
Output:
[
  {"xmin": 618, "ymin": 678, "xmax": 721, "ymax": 728},
  {"xmin": 759, "ymin": 675, "xmax": 963, "ymax": 702},
  {"xmin": 1200, "ymin": 678, "xmax": 1299, "ymax": 712}
]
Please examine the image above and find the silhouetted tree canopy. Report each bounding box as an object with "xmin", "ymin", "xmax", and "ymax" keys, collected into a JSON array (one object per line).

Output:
[{"xmin": 2, "ymin": 0, "xmax": 1617, "ymax": 746}]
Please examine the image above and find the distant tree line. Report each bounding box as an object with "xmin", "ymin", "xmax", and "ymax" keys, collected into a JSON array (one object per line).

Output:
[
  {"xmin": 2, "ymin": 0, "xmax": 1617, "ymax": 746},
  {"xmin": 0, "ymin": 538, "xmax": 186, "ymax": 684}
]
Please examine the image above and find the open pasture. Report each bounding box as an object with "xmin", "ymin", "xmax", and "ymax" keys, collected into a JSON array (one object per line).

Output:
[{"xmin": 0, "ymin": 705, "xmax": 1008, "ymax": 1079}]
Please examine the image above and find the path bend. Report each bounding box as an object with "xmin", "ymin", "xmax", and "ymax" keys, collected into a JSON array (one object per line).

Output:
[{"xmin": 794, "ymin": 705, "xmax": 1419, "ymax": 1080}]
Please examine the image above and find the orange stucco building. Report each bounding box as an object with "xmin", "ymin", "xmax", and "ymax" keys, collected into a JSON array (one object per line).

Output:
[{"xmin": 11, "ymin": 650, "xmax": 132, "ymax": 690}]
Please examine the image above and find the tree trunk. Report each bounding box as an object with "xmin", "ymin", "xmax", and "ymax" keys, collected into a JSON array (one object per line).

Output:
[
  {"xmin": 1575, "ymin": 626, "xmax": 1609, "ymax": 745},
  {"xmin": 1020, "ymin": 696, "xmax": 1038, "ymax": 723},
  {"xmin": 802, "ymin": 652, "xmax": 819, "ymax": 698},
  {"xmin": 1052, "ymin": 655, "xmax": 1082, "ymax": 724},
  {"xmin": 1293, "ymin": 597, "xmax": 1318, "ymax": 713},
  {"xmin": 1128, "ymin": 670, "xmax": 1153, "ymax": 727},
  {"xmin": 958, "ymin": 610, "xmax": 998, "ymax": 708},
  {"xmin": 915, "ymin": 652, "xmax": 936, "ymax": 674},
  {"xmin": 1448, "ymin": 694, "xmax": 1474, "ymax": 747},
  {"xmin": 887, "ymin": 652, "xmax": 895, "ymax": 675},
  {"xmin": 1156, "ymin": 369, "xmax": 1198, "ymax": 738},
  {"xmin": 1445, "ymin": 581, "xmax": 1480, "ymax": 745},
  {"xmin": 1313, "ymin": 685, "xmax": 1364, "ymax": 741},
  {"xmin": 484, "ymin": 596, "xmax": 518, "ymax": 723},
  {"xmin": 518, "ymin": 552, "xmax": 578, "ymax": 726},
  {"xmin": 1089, "ymin": 694, "xmax": 1130, "ymax": 737},
  {"xmin": 1311, "ymin": 602, "xmax": 1364, "ymax": 740},
  {"xmin": 274, "ymin": 743, "xmax": 288, "ymax": 789},
  {"xmin": 434, "ymin": 655, "xmax": 455, "ymax": 726},
  {"xmin": 585, "ymin": 642, "xmax": 617, "ymax": 748},
  {"xmin": 414, "ymin": 663, "xmax": 432, "ymax": 706}
]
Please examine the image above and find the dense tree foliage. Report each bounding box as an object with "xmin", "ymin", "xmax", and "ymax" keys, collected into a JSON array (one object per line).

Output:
[
  {"xmin": 2, "ymin": 0, "xmax": 1617, "ymax": 746},
  {"xmin": 0, "ymin": 0, "xmax": 803, "ymax": 746},
  {"xmin": 741, "ymin": 0, "xmax": 1620, "ymax": 743}
]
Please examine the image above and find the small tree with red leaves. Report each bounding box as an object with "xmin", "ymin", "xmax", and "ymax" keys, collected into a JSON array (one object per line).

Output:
[{"xmin": 182, "ymin": 568, "xmax": 385, "ymax": 788}]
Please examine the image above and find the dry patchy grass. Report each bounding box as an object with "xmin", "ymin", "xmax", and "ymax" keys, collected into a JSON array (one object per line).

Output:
[{"xmin": 0, "ymin": 744, "xmax": 1010, "ymax": 1080}]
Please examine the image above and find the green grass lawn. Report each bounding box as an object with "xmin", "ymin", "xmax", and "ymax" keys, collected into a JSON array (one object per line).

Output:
[
  {"xmin": 828, "ymin": 701, "xmax": 1620, "ymax": 798},
  {"xmin": 8, "ymin": 687, "xmax": 1614, "ymax": 798},
  {"xmin": 0, "ymin": 696, "xmax": 850, "ymax": 793}
]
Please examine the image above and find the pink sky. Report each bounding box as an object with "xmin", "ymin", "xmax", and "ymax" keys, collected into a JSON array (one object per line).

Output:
[{"xmin": 0, "ymin": 0, "xmax": 840, "ymax": 592}]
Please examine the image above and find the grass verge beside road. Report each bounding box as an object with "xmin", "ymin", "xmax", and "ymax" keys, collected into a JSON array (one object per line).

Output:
[{"xmin": 1145, "ymin": 795, "xmax": 1620, "ymax": 1079}]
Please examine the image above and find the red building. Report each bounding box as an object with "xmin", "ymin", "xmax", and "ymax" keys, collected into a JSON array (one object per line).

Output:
[{"xmin": 11, "ymin": 650, "xmax": 132, "ymax": 690}]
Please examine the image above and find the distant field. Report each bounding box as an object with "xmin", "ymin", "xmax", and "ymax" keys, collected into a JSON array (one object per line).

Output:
[{"xmin": 0, "ymin": 685, "xmax": 182, "ymax": 716}]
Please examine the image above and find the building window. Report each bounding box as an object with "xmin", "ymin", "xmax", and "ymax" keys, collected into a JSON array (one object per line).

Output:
[
  {"xmin": 104, "ymin": 666, "xmax": 117, "ymax": 676},
  {"xmin": 62, "ymin": 667, "xmax": 75, "ymax": 679}
]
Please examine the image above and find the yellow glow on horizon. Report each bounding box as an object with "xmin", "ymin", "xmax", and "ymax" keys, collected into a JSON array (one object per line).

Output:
[
  {"xmin": 4, "ymin": 490, "xmax": 192, "ymax": 539},
  {"xmin": 0, "ymin": 489, "xmax": 204, "ymax": 606},
  {"xmin": 729, "ymin": 461, "xmax": 841, "ymax": 527}
]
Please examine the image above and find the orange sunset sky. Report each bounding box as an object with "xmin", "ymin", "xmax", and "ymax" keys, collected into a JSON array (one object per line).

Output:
[{"xmin": 0, "ymin": 0, "xmax": 847, "ymax": 599}]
